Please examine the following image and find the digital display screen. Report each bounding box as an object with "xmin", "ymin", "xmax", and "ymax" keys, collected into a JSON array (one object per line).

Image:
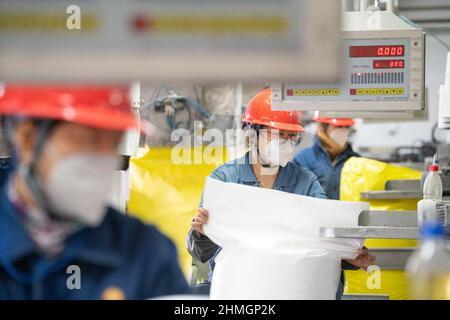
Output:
[
  {"xmin": 349, "ymin": 45, "xmax": 405, "ymax": 57},
  {"xmin": 373, "ymin": 59, "xmax": 404, "ymax": 69}
]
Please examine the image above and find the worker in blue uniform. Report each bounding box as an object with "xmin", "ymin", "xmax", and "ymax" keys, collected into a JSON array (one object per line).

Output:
[
  {"xmin": 293, "ymin": 112, "xmax": 360, "ymax": 201},
  {"xmin": 0, "ymin": 85, "xmax": 190, "ymax": 300},
  {"xmin": 186, "ymin": 90, "xmax": 374, "ymax": 298}
]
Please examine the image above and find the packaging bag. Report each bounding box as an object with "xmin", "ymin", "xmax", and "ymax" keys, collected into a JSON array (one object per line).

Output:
[
  {"xmin": 128, "ymin": 146, "xmax": 228, "ymax": 275},
  {"xmin": 340, "ymin": 157, "xmax": 420, "ymax": 300},
  {"xmin": 203, "ymin": 177, "xmax": 369, "ymax": 299}
]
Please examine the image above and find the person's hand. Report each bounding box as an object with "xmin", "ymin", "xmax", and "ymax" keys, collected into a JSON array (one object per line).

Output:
[
  {"xmin": 191, "ymin": 208, "xmax": 209, "ymax": 235},
  {"xmin": 345, "ymin": 247, "xmax": 375, "ymax": 271}
]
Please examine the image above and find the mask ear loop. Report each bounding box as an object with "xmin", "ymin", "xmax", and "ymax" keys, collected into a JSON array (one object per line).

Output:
[
  {"xmin": 244, "ymin": 123, "xmax": 272, "ymax": 168},
  {"xmin": 257, "ymin": 129, "xmax": 273, "ymax": 168}
]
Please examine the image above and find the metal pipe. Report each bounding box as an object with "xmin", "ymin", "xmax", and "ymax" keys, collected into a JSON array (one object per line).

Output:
[
  {"xmin": 384, "ymin": 0, "xmax": 396, "ymax": 13},
  {"xmin": 341, "ymin": 0, "xmax": 354, "ymax": 11},
  {"xmin": 234, "ymin": 81, "xmax": 243, "ymax": 130},
  {"xmin": 360, "ymin": 0, "xmax": 369, "ymax": 12}
]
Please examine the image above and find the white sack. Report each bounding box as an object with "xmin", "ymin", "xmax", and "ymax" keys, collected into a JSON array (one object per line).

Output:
[{"xmin": 202, "ymin": 177, "xmax": 369, "ymax": 300}]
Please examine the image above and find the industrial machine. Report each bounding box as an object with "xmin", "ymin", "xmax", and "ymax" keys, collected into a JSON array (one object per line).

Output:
[
  {"xmin": 267, "ymin": 9, "xmax": 432, "ymax": 300},
  {"xmin": 186, "ymin": 10, "xmax": 431, "ymax": 300},
  {"xmin": 319, "ymin": 30, "xmax": 450, "ymax": 301},
  {"xmin": 272, "ymin": 11, "xmax": 425, "ymax": 112}
]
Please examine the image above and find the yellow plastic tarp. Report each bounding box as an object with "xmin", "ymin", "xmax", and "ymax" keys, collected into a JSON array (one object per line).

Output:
[
  {"xmin": 128, "ymin": 146, "xmax": 229, "ymax": 276},
  {"xmin": 341, "ymin": 157, "xmax": 421, "ymax": 300}
]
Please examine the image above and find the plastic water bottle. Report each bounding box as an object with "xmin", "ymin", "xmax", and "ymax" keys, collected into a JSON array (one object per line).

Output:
[
  {"xmin": 418, "ymin": 164, "xmax": 444, "ymax": 228},
  {"xmin": 423, "ymin": 164, "xmax": 443, "ymax": 201},
  {"xmin": 406, "ymin": 224, "xmax": 450, "ymax": 300}
]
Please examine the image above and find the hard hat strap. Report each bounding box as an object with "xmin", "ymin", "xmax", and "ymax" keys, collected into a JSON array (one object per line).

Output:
[
  {"xmin": 252, "ymin": 125, "xmax": 272, "ymax": 168},
  {"xmin": 2, "ymin": 117, "xmax": 14, "ymax": 156},
  {"xmin": 243, "ymin": 122, "xmax": 271, "ymax": 168},
  {"xmin": 255, "ymin": 134, "xmax": 272, "ymax": 168},
  {"xmin": 23, "ymin": 120, "xmax": 63, "ymax": 221}
]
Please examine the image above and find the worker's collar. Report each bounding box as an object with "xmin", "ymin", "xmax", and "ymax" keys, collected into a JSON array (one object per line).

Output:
[
  {"xmin": 0, "ymin": 188, "xmax": 122, "ymax": 269},
  {"xmin": 236, "ymin": 152, "xmax": 258, "ymax": 183},
  {"xmin": 237, "ymin": 152, "xmax": 297, "ymax": 188}
]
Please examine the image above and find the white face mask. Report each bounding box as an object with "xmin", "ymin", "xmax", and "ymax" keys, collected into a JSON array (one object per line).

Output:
[
  {"xmin": 45, "ymin": 153, "xmax": 119, "ymax": 227},
  {"xmin": 328, "ymin": 127, "xmax": 350, "ymax": 147},
  {"xmin": 257, "ymin": 133, "xmax": 294, "ymax": 168}
]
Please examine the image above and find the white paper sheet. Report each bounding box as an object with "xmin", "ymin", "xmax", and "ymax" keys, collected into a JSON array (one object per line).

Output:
[{"xmin": 202, "ymin": 177, "xmax": 369, "ymax": 300}]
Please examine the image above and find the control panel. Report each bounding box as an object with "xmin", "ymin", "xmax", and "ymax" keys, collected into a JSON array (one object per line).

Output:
[{"xmin": 272, "ymin": 11, "xmax": 425, "ymax": 112}]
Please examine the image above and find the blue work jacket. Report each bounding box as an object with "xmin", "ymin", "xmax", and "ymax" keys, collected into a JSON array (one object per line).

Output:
[
  {"xmin": 293, "ymin": 136, "xmax": 360, "ymax": 200},
  {"xmin": 0, "ymin": 185, "xmax": 191, "ymax": 300}
]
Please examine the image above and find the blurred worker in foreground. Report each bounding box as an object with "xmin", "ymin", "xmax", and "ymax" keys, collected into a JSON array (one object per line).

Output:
[
  {"xmin": 293, "ymin": 112, "xmax": 360, "ymax": 200},
  {"xmin": 186, "ymin": 89, "xmax": 374, "ymax": 298},
  {"xmin": 0, "ymin": 85, "xmax": 190, "ymax": 299},
  {"xmin": 293, "ymin": 112, "xmax": 364, "ymax": 298}
]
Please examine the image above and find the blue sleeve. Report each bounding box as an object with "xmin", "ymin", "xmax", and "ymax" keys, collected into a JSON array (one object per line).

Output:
[
  {"xmin": 210, "ymin": 167, "xmax": 227, "ymax": 182},
  {"xmin": 308, "ymin": 178, "xmax": 327, "ymax": 199},
  {"xmin": 293, "ymin": 149, "xmax": 310, "ymax": 169}
]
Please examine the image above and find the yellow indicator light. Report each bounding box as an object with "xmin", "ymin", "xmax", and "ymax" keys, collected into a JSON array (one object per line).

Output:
[{"xmin": 0, "ymin": 11, "xmax": 99, "ymax": 32}]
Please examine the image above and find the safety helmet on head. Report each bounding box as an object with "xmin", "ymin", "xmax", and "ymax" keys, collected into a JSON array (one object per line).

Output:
[
  {"xmin": 242, "ymin": 88, "xmax": 304, "ymax": 132},
  {"xmin": 0, "ymin": 84, "xmax": 137, "ymax": 131},
  {"xmin": 313, "ymin": 111, "xmax": 355, "ymax": 127}
]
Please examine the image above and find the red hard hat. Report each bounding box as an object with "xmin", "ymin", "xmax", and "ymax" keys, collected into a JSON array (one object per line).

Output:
[
  {"xmin": 242, "ymin": 88, "xmax": 304, "ymax": 132},
  {"xmin": 0, "ymin": 84, "xmax": 137, "ymax": 131},
  {"xmin": 313, "ymin": 111, "xmax": 355, "ymax": 127}
]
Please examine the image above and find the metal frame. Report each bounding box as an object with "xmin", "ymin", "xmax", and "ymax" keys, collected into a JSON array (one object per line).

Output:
[{"xmin": 320, "ymin": 226, "xmax": 419, "ymax": 239}]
